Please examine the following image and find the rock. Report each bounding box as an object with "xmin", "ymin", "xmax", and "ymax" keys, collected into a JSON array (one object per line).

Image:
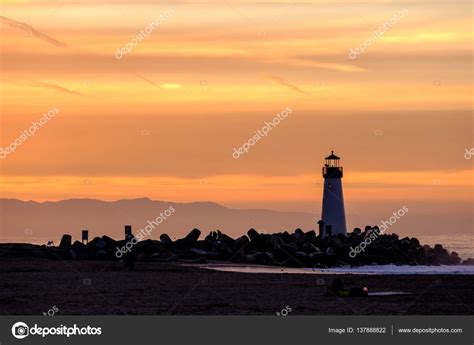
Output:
[
  {"xmin": 88, "ymin": 237, "xmax": 101, "ymax": 247},
  {"xmin": 271, "ymin": 247, "xmax": 291, "ymax": 264},
  {"xmin": 215, "ymin": 242, "xmax": 234, "ymax": 259},
  {"xmin": 249, "ymin": 233, "xmax": 273, "ymax": 252},
  {"xmin": 174, "ymin": 228, "xmax": 201, "ymax": 249},
  {"xmin": 10, "ymin": 226, "xmax": 468, "ymax": 268},
  {"xmin": 96, "ymin": 238, "xmax": 106, "ymax": 249},
  {"xmin": 279, "ymin": 231, "xmax": 293, "ymax": 244},
  {"xmin": 70, "ymin": 241, "xmax": 87, "ymax": 259},
  {"xmin": 447, "ymin": 252, "xmax": 461, "ymax": 265},
  {"xmin": 335, "ymin": 233, "xmax": 346, "ymax": 242},
  {"xmin": 218, "ymin": 232, "xmax": 235, "ymax": 247},
  {"xmin": 204, "ymin": 232, "xmax": 215, "ymax": 242},
  {"xmin": 330, "ymin": 237, "xmax": 344, "ymax": 251},
  {"xmin": 294, "ymin": 228, "xmax": 304, "ymax": 239},
  {"xmin": 188, "ymin": 258, "xmax": 207, "ymax": 264},
  {"xmin": 160, "ymin": 234, "xmax": 172, "ymax": 244},
  {"xmin": 304, "ymin": 230, "xmax": 317, "ymax": 242},
  {"xmin": 245, "ymin": 253, "xmax": 258, "ymax": 264},
  {"xmin": 302, "ymin": 242, "xmax": 320, "ymax": 253},
  {"xmin": 136, "ymin": 239, "xmax": 164, "ymax": 258},
  {"xmin": 433, "ymin": 244, "xmax": 449, "ymax": 257},
  {"xmin": 309, "ymin": 251, "xmax": 324, "ymax": 262},
  {"xmin": 101, "ymin": 235, "xmax": 116, "ymax": 249},
  {"xmin": 72, "ymin": 240, "xmax": 86, "ymax": 250},
  {"xmin": 32, "ymin": 248, "xmax": 46, "ymax": 258},
  {"xmin": 59, "ymin": 234, "xmax": 72, "ymax": 250},
  {"xmin": 247, "ymin": 228, "xmax": 259, "ymax": 240},
  {"xmin": 234, "ymin": 235, "xmax": 249, "ymax": 251},
  {"xmin": 325, "ymin": 225, "xmax": 333, "ymax": 237},
  {"xmin": 184, "ymin": 228, "xmax": 201, "ymax": 243},
  {"xmin": 190, "ymin": 248, "xmax": 219, "ymax": 258},
  {"xmin": 423, "ymin": 244, "xmax": 432, "ymax": 254}
]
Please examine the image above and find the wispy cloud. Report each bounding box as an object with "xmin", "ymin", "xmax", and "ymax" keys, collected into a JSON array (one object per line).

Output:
[
  {"xmin": 30, "ymin": 81, "xmax": 83, "ymax": 96},
  {"xmin": 283, "ymin": 58, "xmax": 367, "ymax": 73},
  {"xmin": 134, "ymin": 73, "xmax": 161, "ymax": 88},
  {"xmin": 264, "ymin": 75, "xmax": 309, "ymax": 95},
  {"xmin": 0, "ymin": 15, "xmax": 66, "ymax": 47}
]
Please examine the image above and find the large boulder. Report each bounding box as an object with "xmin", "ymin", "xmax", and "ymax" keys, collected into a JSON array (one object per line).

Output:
[
  {"xmin": 175, "ymin": 228, "xmax": 201, "ymax": 248},
  {"xmin": 294, "ymin": 228, "xmax": 304, "ymax": 239},
  {"xmin": 184, "ymin": 228, "xmax": 201, "ymax": 243},
  {"xmin": 100, "ymin": 235, "xmax": 116, "ymax": 249},
  {"xmin": 59, "ymin": 234, "xmax": 72, "ymax": 250},
  {"xmin": 278, "ymin": 231, "xmax": 294, "ymax": 245},
  {"xmin": 247, "ymin": 228, "xmax": 259, "ymax": 240},
  {"xmin": 160, "ymin": 233, "xmax": 173, "ymax": 244},
  {"xmin": 71, "ymin": 241, "xmax": 87, "ymax": 258},
  {"xmin": 304, "ymin": 230, "xmax": 317, "ymax": 243},
  {"xmin": 135, "ymin": 239, "xmax": 165, "ymax": 259},
  {"xmin": 217, "ymin": 231, "xmax": 235, "ymax": 247},
  {"xmin": 233, "ymin": 235, "xmax": 249, "ymax": 251},
  {"xmin": 204, "ymin": 232, "xmax": 216, "ymax": 242},
  {"xmin": 248, "ymin": 232, "xmax": 273, "ymax": 252}
]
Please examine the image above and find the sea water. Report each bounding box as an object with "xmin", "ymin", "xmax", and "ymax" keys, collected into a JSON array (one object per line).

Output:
[{"xmin": 198, "ymin": 264, "xmax": 474, "ymax": 275}]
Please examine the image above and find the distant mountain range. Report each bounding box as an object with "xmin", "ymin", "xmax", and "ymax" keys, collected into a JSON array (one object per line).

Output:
[{"xmin": 0, "ymin": 198, "xmax": 316, "ymax": 243}]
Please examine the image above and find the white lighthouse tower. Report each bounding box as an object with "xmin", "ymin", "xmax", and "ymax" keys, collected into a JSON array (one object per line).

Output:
[{"xmin": 321, "ymin": 151, "xmax": 347, "ymax": 236}]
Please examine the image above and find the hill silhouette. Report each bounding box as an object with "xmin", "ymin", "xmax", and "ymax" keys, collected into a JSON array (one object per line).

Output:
[{"xmin": 0, "ymin": 198, "xmax": 316, "ymax": 243}]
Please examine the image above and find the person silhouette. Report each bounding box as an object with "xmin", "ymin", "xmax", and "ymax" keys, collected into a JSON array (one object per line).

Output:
[{"xmin": 327, "ymin": 278, "xmax": 368, "ymax": 297}]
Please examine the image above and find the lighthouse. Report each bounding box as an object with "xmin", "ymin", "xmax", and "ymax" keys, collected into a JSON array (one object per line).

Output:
[{"xmin": 321, "ymin": 151, "xmax": 347, "ymax": 236}]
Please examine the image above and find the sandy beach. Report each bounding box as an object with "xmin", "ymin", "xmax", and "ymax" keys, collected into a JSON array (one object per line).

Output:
[{"xmin": 0, "ymin": 258, "xmax": 472, "ymax": 315}]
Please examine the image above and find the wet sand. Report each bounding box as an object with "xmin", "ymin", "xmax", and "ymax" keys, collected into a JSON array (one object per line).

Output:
[{"xmin": 0, "ymin": 258, "xmax": 472, "ymax": 315}]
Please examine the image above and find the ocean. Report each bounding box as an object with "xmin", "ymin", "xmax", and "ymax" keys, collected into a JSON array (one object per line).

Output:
[{"xmin": 415, "ymin": 234, "xmax": 473, "ymax": 260}]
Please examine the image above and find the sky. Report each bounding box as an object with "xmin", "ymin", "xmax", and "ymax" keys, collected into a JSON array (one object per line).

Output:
[{"xmin": 0, "ymin": 0, "xmax": 472, "ymax": 234}]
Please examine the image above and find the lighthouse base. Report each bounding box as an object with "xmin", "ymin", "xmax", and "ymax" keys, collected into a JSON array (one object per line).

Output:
[{"xmin": 321, "ymin": 178, "xmax": 347, "ymax": 236}]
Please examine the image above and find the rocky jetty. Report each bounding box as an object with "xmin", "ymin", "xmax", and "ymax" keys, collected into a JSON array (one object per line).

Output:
[{"xmin": 0, "ymin": 227, "xmax": 471, "ymax": 267}]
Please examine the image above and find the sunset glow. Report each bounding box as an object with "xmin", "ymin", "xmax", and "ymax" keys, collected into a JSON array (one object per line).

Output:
[{"xmin": 0, "ymin": 0, "xmax": 472, "ymax": 233}]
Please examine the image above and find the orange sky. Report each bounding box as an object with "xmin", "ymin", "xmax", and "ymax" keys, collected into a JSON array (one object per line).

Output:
[{"xmin": 0, "ymin": 0, "xmax": 472, "ymax": 232}]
